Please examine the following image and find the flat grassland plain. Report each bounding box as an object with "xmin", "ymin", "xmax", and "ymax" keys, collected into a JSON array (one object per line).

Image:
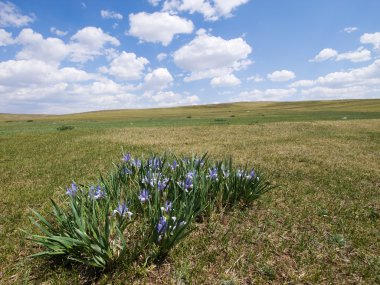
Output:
[{"xmin": 0, "ymin": 99, "xmax": 379, "ymax": 284}]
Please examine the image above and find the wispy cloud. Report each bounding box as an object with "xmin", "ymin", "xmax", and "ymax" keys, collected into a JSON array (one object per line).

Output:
[
  {"xmin": 0, "ymin": 1, "xmax": 34, "ymax": 27},
  {"xmin": 343, "ymin": 26, "xmax": 358, "ymax": 33},
  {"xmin": 100, "ymin": 10, "xmax": 123, "ymax": 20}
]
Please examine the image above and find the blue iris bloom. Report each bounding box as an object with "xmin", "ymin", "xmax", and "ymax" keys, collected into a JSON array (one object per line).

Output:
[
  {"xmin": 113, "ymin": 202, "xmax": 133, "ymax": 218},
  {"xmin": 208, "ymin": 167, "xmax": 218, "ymax": 180},
  {"xmin": 158, "ymin": 178, "xmax": 169, "ymax": 191},
  {"xmin": 149, "ymin": 157, "xmax": 162, "ymax": 170},
  {"xmin": 66, "ymin": 182, "xmax": 78, "ymax": 197},
  {"xmin": 164, "ymin": 200, "xmax": 172, "ymax": 213},
  {"xmin": 184, "ymin": 177, "xmax": 193, "ymax": 190},
  {"xmin": 132, "ymin": 158, "xmax": 141, "ymax": 168},
  {"xmin": 123, "ymin": 153, "xmax": 131, "ymax": 162},
  {"xmin": 124, "ymin": 167, "xmax": 132, "ymax": 175},
  {"xmin": 142, "ymin": 171, "xmax": 157, "ymax": 187},
  {"xmin": 171, "ymin": 160, "xmax": 178, "ymax": 170},
  {"xmin": 139, "ymin": 189, "xmax": 149, "ymax": 202},
  {"xmin": 157, "ymin": 216, "xmax": 167, "ymax": 234},
  {"xmin": 89, "ymin": 185, "xmax": 106, "ymax": 199},
  {"xmin": 248, "ymin": 169, "xmax": 255, "ymax": 179}
]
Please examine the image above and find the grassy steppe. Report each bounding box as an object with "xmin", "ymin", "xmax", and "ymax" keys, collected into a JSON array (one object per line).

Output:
[{"xmin": 0, "ymin": 99, "xmax": 379, "ymax": 284}]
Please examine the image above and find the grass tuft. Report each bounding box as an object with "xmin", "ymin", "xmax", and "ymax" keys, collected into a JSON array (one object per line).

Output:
[{"xmin": 57, "ymin": 125, "xmax": 75, "ymax": 131}]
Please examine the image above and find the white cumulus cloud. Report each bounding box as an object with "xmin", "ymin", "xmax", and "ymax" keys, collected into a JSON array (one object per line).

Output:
[
  {"xmin": 50, "ymin": 27, "xmax": 68, "ymax": 37},
  {"xmin": 173, "ymin": 29, "xmax": 251, "ymax": 84},
  {"xmin": 0, "ymin": 28, "xmax": 13, "ymax": 46},
  {"xmin": 267, "ymin": 70, "xmax": 296, "ymax": 82},
  {"xmin": 310, "ymin": 48, "xmax": 338, "ymax": 62},
  {"xmin": 0, "ymin": 1, "xmax": 34, "ymax": 27},
  {"xmin": 336, "ymin": 47, "xmax": 371, "ymax": 62},
  {"xmin": 163, "ymin": 0, "xmax": 249, "ymax": 21},
  {"xmin": 99, "ymin": 51, "xmax": 149, "ymax": 80},
  {"xmin": 247, "ymin": 75, "xmax": 264, "ymax": 82},
  {"xmin": 315, "ymin": 59, "xmax": 380, "ymax": 86},
  {"xmin": 69, "ymin": 27, "xmax": 120, "ymax": 63},
  {"xmin": 360, "ymin": 32, "xmax": 380, "ymax": 50},
  {"xmin": 12, "ymin": 27, "xmax": 121, "ymax": 65},
  {"xmin": 157, "ymin": 52, "xmax": 167, "ymax": 61},
  {"xmin": 233, "ymin": 88, "xmax": 297, "ymax": 101},
  {"xmin": 311, "ymin": 47, "xmax": 371, "ymax": 63},
  {"xmin": 145, "ymin": 91, "xmax": 200, "ymax": 107},
  {"xmin": 214, "ymin": 0, "xmax": 250, "ymax": 16},
  {"xmin": 144, "ymin": 68, "xmax": 173, "ymax": 91},
  {"xmin": 288, "ymin": 59, "xmax": 380, "ymax": 101},
  {"xmin": 128, "ymin": 12, "xmax": 194, "ymax": 46},
  {"xmin": 289, "ymin": 80, "xmax": 315, "ymax": 88},
  {"xmin": 0, "ymin": 59, "xmax": 95, "ymax": 87},
  {"xmin": 100, "ymin": 10, "xmax": 123, "ymax": 20},
  {"xmin": 211, "ymin": 74, "xmax": 241, "ymax": 87},
  {"xmin": 148, "ymin": 0, "xmax": 161, "ymax": 6},
  {"xmin": 15, "ymin": 29, "xmax": 70, "ymax": 64}
]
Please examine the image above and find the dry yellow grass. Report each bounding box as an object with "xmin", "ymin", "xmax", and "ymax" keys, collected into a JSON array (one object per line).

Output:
[
  {"xmin": 92, "ymin": 120, "xmax": 379, "ymax": 175},
  {"xmin": 83, "ymin": 119, "xmax": 379, "ymax": 284}
]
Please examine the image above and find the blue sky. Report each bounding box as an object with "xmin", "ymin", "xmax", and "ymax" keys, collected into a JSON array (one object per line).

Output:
[{"xmin": 0, "ymin": 0, "xmax": 379, "ymax": 114}]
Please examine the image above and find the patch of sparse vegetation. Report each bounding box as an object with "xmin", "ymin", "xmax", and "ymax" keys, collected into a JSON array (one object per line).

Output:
[{"xmin": 57, "ymin": 125, "xmax": 75, "ymax": 131}]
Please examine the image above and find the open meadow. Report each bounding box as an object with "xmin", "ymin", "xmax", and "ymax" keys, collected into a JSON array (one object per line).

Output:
[{"xmin": 0, "ymin": 99, "xmax": 379, "ymax": 284}]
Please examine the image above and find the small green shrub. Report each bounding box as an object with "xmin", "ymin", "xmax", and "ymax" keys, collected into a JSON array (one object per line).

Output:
[{"xmin": 57, "ymin": 125, "xmax": 75, "ymax": 131}]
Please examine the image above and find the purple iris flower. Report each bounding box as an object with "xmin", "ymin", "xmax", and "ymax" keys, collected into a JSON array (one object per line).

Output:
[
  {"xmin": 89, "ymin": 185, "xmax": 106, "ymax": 199},
  {"xmin": 171, "ymin": 160, "xmax": 178, "ymax": 170},
  {"xmin": 113, "ymin": 202, "xmax": 133, "ymax": 218},
  {"xmin": 183, "ymin": 176, "xmax": 193, "ymax": 190},
  {"xmin": 187, "ymin": 171, "xmax": 195, "ymax": 179},
  {"xmin": 248, "ymin": 169, "xmax": 255, "ymax": 180},
  {"xmin": 124, "ymin": 167, "xmax": 132, "ymax": 175},
  {"xmin": 149, "ymin": 157, "xmax": 162, "ymax": 170},
  {"xmin": 180, "ymin": 171, "xmax": 195, "ymax": 190},
  {"xmin": 66, "ymin": 182, "xmax": 78, "ymax": 197},
  {"xmin": 158, "ymin": 178, "xmax": 169, "ymax": 191},
  {"xmin": 132, "ymin": 158, "xmax": 141, "ymax": 168},
  {"xmin": 123, "ymin": 153, "xmax": 131, "ymax": 162},
  {"xmin": 142, "ymin": 171, "xmax": 156, "ymax": 187},
  {"xmin": 156, "ymin": 158, "xmax": 163, "ymax": 169},
  {"xmin": 208, "ymin": 167, "xmax": 218, "ymax": 180},
  {"xmin": 156, "ymin": 216, "xmax": 167, "ymax": 234},
  {"xmin": 139, "ymin": 189, "xmax": 149, "ymax": 202}
]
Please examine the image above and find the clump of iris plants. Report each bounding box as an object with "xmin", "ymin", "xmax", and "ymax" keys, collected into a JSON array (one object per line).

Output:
[{"xmin": 27, "ymin": 153, "xmax": 272, "ymax": 269}]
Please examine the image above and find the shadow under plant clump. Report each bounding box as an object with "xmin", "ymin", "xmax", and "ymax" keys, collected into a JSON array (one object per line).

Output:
[{"xmin": 25, "ymin": 152, "xmax": 273, "ymax": 277}]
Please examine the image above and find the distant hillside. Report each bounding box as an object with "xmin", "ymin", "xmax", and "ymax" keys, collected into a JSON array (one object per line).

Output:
[{"xmin": 1, "ymin": 99, "xmax": 379, "ymax": 125}]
